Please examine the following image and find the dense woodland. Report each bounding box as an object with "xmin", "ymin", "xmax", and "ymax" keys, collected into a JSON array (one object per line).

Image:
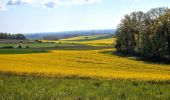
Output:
[
  {"xmin": 0, "ymin": 33, "xmax": 26, "ymax": 40},
  {"xmin": 115, "ymin": 7, "xmax": 170, "ymax": 61}
]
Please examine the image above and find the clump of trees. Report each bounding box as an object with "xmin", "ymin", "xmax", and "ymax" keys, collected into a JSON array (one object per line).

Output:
[
  {"xmin": 115, "ymin": 7, "xmax": 170, "ymax": 61},
  {"xmin": 0, "ymin": 33, "xmax": 26, "ymax": 40}
]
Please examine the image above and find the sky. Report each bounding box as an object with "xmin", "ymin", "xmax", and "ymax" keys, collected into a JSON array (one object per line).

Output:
[{"xmin": 0, "ymin": 0, "xmax": 170, "ymax": 34}]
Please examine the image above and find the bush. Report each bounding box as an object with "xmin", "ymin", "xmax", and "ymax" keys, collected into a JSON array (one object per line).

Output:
[
  {"xmin": 26, "ymin": 46, "xmax": 30, "ymax": 48},
  {"xmin": 17, "ymin": 45, "xmax": 22, "ymax": 48},
  {"xmin": 2, "ymin": 46, "xmax": 14, "ymax": 49}
]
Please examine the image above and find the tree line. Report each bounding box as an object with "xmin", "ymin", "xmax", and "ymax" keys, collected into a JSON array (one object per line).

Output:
[
  {"xmin": 0, "ymin": 32, "xmax": 26, "ymax": 40},
  {"xmin": 115, "ymin": 7, "xmax": 170, "ymax": 61}
]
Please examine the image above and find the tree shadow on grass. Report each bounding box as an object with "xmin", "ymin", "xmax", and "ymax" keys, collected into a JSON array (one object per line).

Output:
[
  {"xmin": 0, "ymin": 48, "xmax": 49, "ymax": 54},
  {"xmin": 100, "ymin": 50, "xmax": 170, "ymax": 65}
]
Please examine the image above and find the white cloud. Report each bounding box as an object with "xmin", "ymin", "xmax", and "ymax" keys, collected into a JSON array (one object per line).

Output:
[
  {"xmin": 0, "ymin": 0, "xmax": 144, "ymax": 11},
  {"xmin": 4, "ymin": 0, "xmax": 101, "ymax": 9},
  {"xmin": 0, "ymin": 5, "xmax": 7, "ymax": 11},
  {"xmin": 70, "ymin": 0, "xmax": 101, "ymax": 5},
  {"xmin": 0, "ymin": 0, "xmax": 7, "ymax": 11}
]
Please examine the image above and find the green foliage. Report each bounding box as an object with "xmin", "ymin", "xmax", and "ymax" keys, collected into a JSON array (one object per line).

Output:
[
  {"xmin": 115, "ymin": 7, "xmax": 170, "ymax": 61},
  {"xmin": 1, "ymin": 46, "xmax": 14, "ymax": 49},
  {"xmin": 0, "ymin": 33, "xmax": 26, "ymax": 40},
  {"xmin": 0, "ymin": 74, "xmax": 170, "ymax": 99},
  {"xmin": 26, "ymin": 46, "xmax": 30, "ymax": 48}
]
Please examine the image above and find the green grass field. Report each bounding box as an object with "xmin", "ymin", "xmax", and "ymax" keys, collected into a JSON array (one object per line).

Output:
[
  {"xmin": 0, "ymin": 74, "xmax": 170, "ymax": 100},
  {"xmin": 0, "ymin": 43, "xmax": 82, "ymax": 48},
  {"xmin": 0, "ymin": 34, "xmax": 170, "ymax": 99}
]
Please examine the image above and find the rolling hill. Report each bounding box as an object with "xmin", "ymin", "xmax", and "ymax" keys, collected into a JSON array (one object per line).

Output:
[{"xmin": 25, "ymin": 29, "xmax": 116, "ymax": 39}]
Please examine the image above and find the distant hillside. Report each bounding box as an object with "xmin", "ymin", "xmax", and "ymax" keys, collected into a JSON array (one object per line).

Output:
[
  {"xmin": 61, "ymin": 34, "xmax": 114, "ymax": 42},
  {"xmin": 25, "ymin": 29, "xmax": 116, "ymax": 40},
  {"xmin": 58, "ymin": 34, "xmax": 115, "ymax": 46}
]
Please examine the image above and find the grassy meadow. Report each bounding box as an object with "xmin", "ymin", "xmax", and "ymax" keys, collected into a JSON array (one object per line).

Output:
[
  {"xmin": 0, "ymin": 74, "xmax": 170, "ymax": 100},
  {"xmin": 0, "ymin": 34, "xmax": 170, "ymax": 99}
]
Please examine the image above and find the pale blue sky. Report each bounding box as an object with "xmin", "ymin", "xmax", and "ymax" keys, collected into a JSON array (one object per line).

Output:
[{"xmin": 0, "ymin": 0, "xmax": 170, "ymax": 34}]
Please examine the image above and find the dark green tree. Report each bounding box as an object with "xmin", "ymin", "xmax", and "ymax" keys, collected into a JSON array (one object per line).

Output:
[{"xmin": 115, "ymin": 7, "xmax": 170, "ymax": 61}]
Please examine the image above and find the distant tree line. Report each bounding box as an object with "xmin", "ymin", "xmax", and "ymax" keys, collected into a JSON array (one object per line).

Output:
[
  {"xmin": 0, "ymin": 32, "xmax": 26, "ymax": 40},
  {"xmin": 115, "ymin": 7, "xmax": 170, "ymax": 61},
  {"xmin": 43, "ymin": 35, "xmax": 59, "ymax": 40}
]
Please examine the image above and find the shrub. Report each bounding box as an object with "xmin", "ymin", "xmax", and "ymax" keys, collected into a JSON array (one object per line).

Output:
[
  {"xmin": 2, "ymin": 46, "xmax": 14, "ymax": 49},
  {"xmin": 26, "ymin": 46, "xmax": 30, "ymax": 48}
]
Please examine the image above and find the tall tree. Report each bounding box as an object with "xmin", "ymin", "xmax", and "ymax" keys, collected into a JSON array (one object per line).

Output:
[
  {"xmin": 158, "ymin": 10, "xmax": 170, "ymax": 59},
  {"xmin": 115, "ymin": 7, "xmax": 170, "ymax": 61}
]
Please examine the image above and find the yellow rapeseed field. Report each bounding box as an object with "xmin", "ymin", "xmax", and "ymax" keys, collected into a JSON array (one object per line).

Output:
[
  {"xmin": 0, "ymin": 36, "xmax": 170, "ymax": 81},
  {"xmin": 0, "ymin": 48, "xmax": 170, "ymax": 81},
  {"xmin": 80, "ymin": 38, "xmax": 115, "ymax": 46},
  {"xmin": 57, "ymin": 34, "xmax": 115, "ymax": 46}
]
